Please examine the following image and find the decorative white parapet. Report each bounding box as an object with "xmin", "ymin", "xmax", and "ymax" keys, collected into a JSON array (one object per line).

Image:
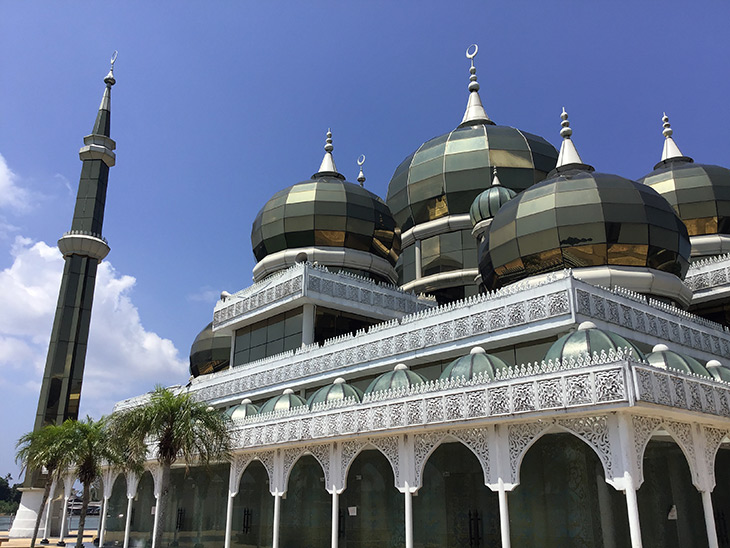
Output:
[{"xmin": 685, "ymin": 254, "xmax": 730, "ymax": 304}]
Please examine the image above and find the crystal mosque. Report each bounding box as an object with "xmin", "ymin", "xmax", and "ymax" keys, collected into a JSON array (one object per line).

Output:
[{"xmin": 12, "ymin": 44, "xmax": 730, "ymax": 548}]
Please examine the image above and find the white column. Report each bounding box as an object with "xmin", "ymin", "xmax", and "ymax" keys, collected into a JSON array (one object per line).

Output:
[
  {"xmin": 404, "ymin": 488, "xmax": 413, "ymax": 548},
  {"xmin": 57, "ymin": 496, "xmax": 69, "ymax": 546},
  {"xmin": 330, "ymin": 491, "xmax": 339, "ymax": 548},
  {"xmin": 98, "ymin": 496, "xmax": 109, "ymax": 547},
  {"xmin": 414, "ymin": 240, "xmax": 422, "ymax": 279},
  {"xmin": 701, "ymin": 490, "xmax": 719, "ymax": 548},
  {"xmin": 122, "ymin": 496, "xmax": 133, "ymax": 548},
  {"xmin": 150, "ymin": 496, "xmax": 160, "ymax": 548},
  {"xmin": 623, "ymin": 475, "xmax": 643, "ymax": 548},
  {"xmin": 497, "ymin": 479, "xmax": 511, "ymax": 548},
  {"xmin": 224, "ymin": 492, "xmax": 235, "ymax": 548},
  {"xmin": 301, "ymin": 304, "xmax": 315, "ymax": 346},
  {"xmin": 41, "ymin": 481, "xmax": 56, "ymax": 543},
  {"xmin": 272, "ymin": 494, "xmax": 282, "ymax": 548}
]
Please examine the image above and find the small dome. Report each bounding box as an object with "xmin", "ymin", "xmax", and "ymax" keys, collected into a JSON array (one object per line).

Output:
[
  {"xmin": 365, "ymin": 363, "xmax": 426, "ymax": 394},
  {"xmin": 470, "ymin": 184, "xmax": 517, "ymax": 226},
  {"xmin": 307, "ymin": 378, "xmax": 363, "ymax": 408},
  {"xmin": 707, "ymin": 360, "xmax": 730, "ymax": 383},
  {"xmin": 440, "ymin": 346, "xmax": 509, "ymax": 381},
  {"xmin": 259, "ymin": 389, "xmax": 306, "ymax": 415},
  {"xmin": 225, "ymin": 398, "xmax": 259, "ymax": 420},
  {"xmin": 545, "ymin": 322, "xmax": 645, "ymax": 363},
  {"xmin": 647, "ymin": 345, "xmax": 710, "ymax": 377},
  {"xmin": 189, "ymin": 322, "xmax": 231, "ymax": 378}
]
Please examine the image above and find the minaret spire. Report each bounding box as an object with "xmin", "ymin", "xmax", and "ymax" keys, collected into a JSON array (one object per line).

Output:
[
  {"xmin": 491, "ymin": 166, "xmax": 502, "ymax": 187},
  {"xmin": 556, "ymin": 108, "xmax": 584, "ymax": 168},
  {"xmin": 460, "ymin": 44, "xmax": 493, "ymax": 126},
  {"xmin": 357, "ymin": 154, "xmax": 366, "ymax": 187},
  {"xmin": 33, "ymin": 53, "xmax": 118, "ymax": 440},
  {"xmin": 660, "ymin": 113, "xmax": 685, "ymax": 162},
  {"xmin": 313, "ymin": 129, "xmax": 345, "ymax": 179}
]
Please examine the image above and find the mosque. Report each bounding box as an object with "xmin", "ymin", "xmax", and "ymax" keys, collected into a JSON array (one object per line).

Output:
[{"xmin": 15, "ymin": 44, "xmax": 730, "ymax": 548}]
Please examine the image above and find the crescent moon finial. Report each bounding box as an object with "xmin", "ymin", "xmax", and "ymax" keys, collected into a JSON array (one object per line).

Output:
[
  {"xmin": 110, "ymin": 50, "xmax": 118, "ymax": 68},
  {"xmin": 357, "ymin": 154, "xmax": 366, "ymax": 186},
  {"xmin": 357, "ymin": 154, "xmax": 366, "ymax": 167}
]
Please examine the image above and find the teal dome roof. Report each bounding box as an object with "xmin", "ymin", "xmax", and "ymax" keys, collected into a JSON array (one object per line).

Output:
[
  {"xmin": 365, "ymin": 364, "xmax": 426, "ymax": 394},
  {"xmin": 647, "ymin": 344, "xmax": 710, "ymax": 377},
  {"xmin": 470, "ymin": 179, "xmax": 517, "ymax": 226},
  {"xmin": 259, "ymin": 389, "xmax": 306, "ymax": 415},
  {"xmin": 440, "ymin": 347, "xmax": 509, "ymax": 381},
  {"xmin": 307, "ymin": 378, "xmax": 363, "ymax": 408},
  {"xmin": 225, "ymin": 398, "xmax": 259, "ymax": 420},
  {"xmin": 707, "ymin": 360, "xmax": 730, "ymax": 383},
  {"xmin": 545, "ymin": 322, "xmax": 645, "ymax": 363}
]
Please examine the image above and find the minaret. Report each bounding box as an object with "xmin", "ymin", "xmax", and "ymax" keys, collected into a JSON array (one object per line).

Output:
[{"xmin": 33, "ymin": 54, "xmax": 117, "ymax": 433}]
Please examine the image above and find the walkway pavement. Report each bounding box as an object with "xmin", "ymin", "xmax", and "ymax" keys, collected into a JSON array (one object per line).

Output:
[{"xmin": 0, "ymin": 532, "xmax": 95, "ymax": 548}]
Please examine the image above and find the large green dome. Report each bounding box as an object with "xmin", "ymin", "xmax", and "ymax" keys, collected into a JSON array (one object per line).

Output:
[
  {"xmin": 387, "ymin": 123, "xmax": 557, "ymax": 232},
  {"xmin": 545, "ymin": 322, "xmax": 645, "ymax": 363}
]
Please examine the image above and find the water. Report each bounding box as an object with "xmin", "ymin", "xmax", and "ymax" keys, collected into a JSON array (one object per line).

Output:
[
  {"xmin": 0, "ymin": 515, "xmax": 13, "ymax": 532},
  {"xmin": 0, "ymin": 515, "xmax": 100, "ymax": 534}
]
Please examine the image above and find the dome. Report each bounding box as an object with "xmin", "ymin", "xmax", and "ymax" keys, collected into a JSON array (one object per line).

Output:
[
  {"xmin": 440, "ymin": 347, "xmax": 509, "ymax": 381},
  {"xmin": 387, "ymin": 123, "xmax": 557, "ymax": 232},
  {"xmin": 470, "ymin": 169, "xmax": 517, "ymax": 226},
  {"xmin": 365, "ymin": 363, "xmax": 426, "ymax": 394},
  {"xmin": 225, "ymin": 398, "xmax": 259, "ymax": 420},
  {"xmin": 707, "ymin": 360, "xmax": 730, "ymax": 383},
  {"xmin": 545, "ymin": 321, "xmax": 645, "ymax": 363},
  {"xmin": 259, "ymin": 388, "xmax": 306, "ymax": 415},
  {"xmin": 307, "ymin": 377, "xmax": 363, "ymax": 408},
  {"xmin": 646, "ymin": 344, "xmax": 710, "ymax": 377},
  {"xmin": 189, "ymin": 322, "xmax": 231, "ymax": 378},
  {"xmin": 479, "ymin": 110, "xmax": 691, "ymax": 297},
  {"xmin": 638, "ymin": 116, "xmax": 730, "ymax": 254},
  {"xmin": 251, "ymin": 131, "xmax": 400, "ymax": 283}
]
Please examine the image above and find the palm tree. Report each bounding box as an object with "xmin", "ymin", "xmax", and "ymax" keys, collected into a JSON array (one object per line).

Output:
[
  {"xmin": 16, "ymin": 422, "xmax": 76, "ymax": 548},
  {"xmin": 110, "ymin": 386, "xmax": 230, "ymax": 548},
  {"xmin": 67, "ymin": 417, "xmax": 117, "ymax": 548}
]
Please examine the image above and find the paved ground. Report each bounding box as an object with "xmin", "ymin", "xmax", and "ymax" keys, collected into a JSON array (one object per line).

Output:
[{"xmin": 0, "ymin": 531, "xmax": 96, "ymax": 548}]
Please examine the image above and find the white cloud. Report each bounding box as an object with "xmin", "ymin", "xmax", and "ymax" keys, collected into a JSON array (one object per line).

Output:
[
  {"xmin": 0, "ymin": 153, "xmax": 32, "ymax": 213},
  {"xmin": 0, "ymin": 236, "xmax": 187, "ymax": 419}
]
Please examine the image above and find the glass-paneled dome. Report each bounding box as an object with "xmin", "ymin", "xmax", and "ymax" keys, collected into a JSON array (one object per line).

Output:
[
  {"xmin": 189, "ymin": 322, "xmax": 231, "ymax": 378},
  {"xmin": 259, "ymin": 388, "xmax": 306, "ymax": 415},
  {"xmin": 307, "ymin": 378, "xmax": 363, "ymax": 408},
  {"xmin": 639, "ymin": 114, "xmax": 730, "ymax": 240},
  {"xmin": 470, "ymin": 172, "xmax": 517, "ymax": 226},
  {"xmin": 225, "ymin": 398, "xmax": 259, "ymax": 420},
  {"xmin": 387, "ymin": 124, "xmax": 557, "ymax": 232},
  {"xmin": 439, "ymin": 347, "xmax": 509, "ymax": 381},
  {"xmin": 544, "ymin": 322, "xmax": 645, "ymax": 363},
  {"xmin": 646, "ymin": 344, "xmax": 710, "ymax": 377},
  {"xmin": 365, "ymin": 363, "xmax": 426, "ymax": 394}
]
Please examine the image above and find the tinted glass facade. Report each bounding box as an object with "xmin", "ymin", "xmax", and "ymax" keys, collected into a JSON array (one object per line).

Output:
[{"xmin": 233, "ymin": 310, "xmax": 303, "ymax": 366}]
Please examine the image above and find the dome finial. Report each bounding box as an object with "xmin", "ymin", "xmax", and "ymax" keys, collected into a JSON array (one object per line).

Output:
[
  {"xmin": 556, "ymin": 107, "xmax": 584, "ymax": 167},
  {"xmin": 357, "ymin": 154, "xmax": 366, "ymax": 187},
  {"xmin": 315, "ymin": 128, "xmax": 340, "ymax": 176},
  {"xmin": 104, "ymin": 51, "xmax": 117, "ymax": 87},
  {"xmin": 491, "ymin": 165, "xmax": 502, "ymax": 187},
  {"xmin": 460, "ymin": 44, "xmax": 492, "ymax": 126},
  {"xmin": 661, "ymin": 112, "xmax": 685, "ymax": 161}
]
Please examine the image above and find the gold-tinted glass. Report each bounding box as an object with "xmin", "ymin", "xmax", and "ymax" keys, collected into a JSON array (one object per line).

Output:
[{"xmin": 481, "ymin": 169, "xmax": 691, "ymax": 290}]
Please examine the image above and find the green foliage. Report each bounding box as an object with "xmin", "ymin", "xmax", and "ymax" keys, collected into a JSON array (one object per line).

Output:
[
  {"xmin": 16, "ymin": 422, "xmax": 77, "ymax": 482},
  {"xmin": 0, "ymin": 473, "xmax": 21, "ymax": 514},
  {"xmin": 111, "ymin": 386, "xmax": 231, "ymax": 468}
]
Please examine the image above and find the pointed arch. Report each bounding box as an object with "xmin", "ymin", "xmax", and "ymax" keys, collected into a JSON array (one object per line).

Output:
[
  {"xmin": 413, "ymin": 428, "xmax": 491, "ymax": 490},
  {"xmin": 340, "ymin": 436, "xmax": 400, "ymax": 491},
  {"xmin": 230, "ymin": 451, "xmax": 276, "ymax": 495},
  {"xmin": 281, "ymin": 445, "xmax": 330, "ymax": 494}
]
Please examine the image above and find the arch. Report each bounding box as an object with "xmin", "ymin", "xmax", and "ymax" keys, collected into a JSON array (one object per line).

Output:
[
  {"xmin": 102, "ymin": 471, "xmax": 131, "ymax": 545},
  {"xmin": 282, "ymin": 446, "xmax": 329, "ymax": 494},
  {"xmin": 279, "ymin": 455, "xmax": 331, "ymax": 547},
  {"xmin": 231, "ymin": 451, "xmax": 276, "ymax": 495},
  {"xmin": 631, "ymin": 417, "xmax": 701, "ymax": 490},
  {"xmin": 340, "ymin": 437, "xmax": 400, "ymax": 491},
  {"xmin": 701, "ymin": 426, "xmax": 730, "ymax": 492},
  {"xmin": 101, "ymin": 467, "xmax": 122, "ymax": 499},
  {"xmin": 414, "ymin": 429, "xmax": 491, "ymax": 490}
]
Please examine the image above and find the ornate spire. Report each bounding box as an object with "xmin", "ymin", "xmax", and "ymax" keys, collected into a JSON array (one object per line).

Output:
[
  {"xmin": 93, "ymin": 51, "xmax": 117, "ymax": 138},
  {"xmin": 314, "ymin": 129, "xmax": 343, "ymax": 178},
  {"xmin": 460, "ymin": 44, "xmax": 492, "ymax": 126},
  {"xmin": 357, "ymin": 154, "xmax": 366, "ymax": 187},
  {"xmin": 491, "ymin": 166, "xmax": 502, "ymax": 187},
  {"xmin": 556, "ymin": 107, "xmax": 584, "ymax": 168},
  {"xmin": 660, "ymin": 113, "xmax": 685, "ymax": 162}
]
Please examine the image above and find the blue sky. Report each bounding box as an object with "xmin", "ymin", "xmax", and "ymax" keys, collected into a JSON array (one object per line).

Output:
[{"xmin": 1, "ymin": 2, "xmax": 729, "ymax": 478}]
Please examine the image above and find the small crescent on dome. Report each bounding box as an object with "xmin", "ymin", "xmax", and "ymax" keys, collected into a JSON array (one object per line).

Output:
[
  {"xmin": 466, "ymin": 44, "xmax": 478, "ymax": 59},
  {"xmin": 110, "ymin": 51, "xmax": 118, "ymax": 66},
  {"xmin": 357, "ymin": 154, "xmax": 366, "ymax": 166}
]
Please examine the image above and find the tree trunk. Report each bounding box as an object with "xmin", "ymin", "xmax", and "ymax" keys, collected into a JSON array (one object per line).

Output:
[
  {"xmin": 76, "ymin": 482, "xmax": 90, "ymax": 548},
  {"xmin": 31, "ymin": 477, "xmax": 53, "ymax": 548},
  {"xmin": 153, "ymin": 464, "xmax": 171, "ymax": 548}
]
